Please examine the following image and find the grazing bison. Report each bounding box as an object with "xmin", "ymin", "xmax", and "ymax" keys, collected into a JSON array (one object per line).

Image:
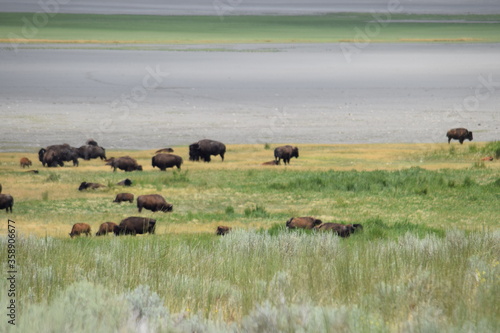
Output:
[
  {"xmin": 78, "ymin": 144, "xmax": 106, "ymax": 160},
  {"xmin": 95, "ymin": 222, "xmax": 118, "ymax": 236},
  {"xmin": 20, "ymin": 157, "xmax": 32, "ymax": 168},
  {"xmin": 216, "ymin": 225, "xmax": 232, "ymax": 236},
  {"xmin": 69, "ymin": 223, "xmax": 91, "ymax": 238},
  {"xmin": 114, "ymin": 217, "xmax": 156, "ymax": 236},
  {"xmin": 78, "ymin": 182, "xmax": 106, "ymax": 191},
  {"xmin": 262, "ymin": 160, "xmax": 280, "ymax": 165},
  {"xmin": 113, "ymin": 193, "xmax": 134, "ymax": 203},
  {"xmin": 39, "ymin": 144, "xmax": 80, "ymax": 167},
  {"xmin": 137, "ymin": 194, "xmax": 173, "ymax": 213},
  {"xmin": 189, "ymin": 139, "xmax": 226, "ymax": 162},
  {"xmin": 447, "ymin": 128, "xmax": 473, "ymax": 144},
  {"xmin": 152, "ymin": 153, "xmax": 183, "ymax": 171},
  {"xmin": 316, "ymin": 223, "xmax": 363, "ymax": 237},
  {"xmin": 155, "ymin": 148, "xmax": 174, "ymax": 154},
  {"xmin": 117, "ymin": 178, "xmax": 132, "ymax": 186},
  {"xmin": 285, "ymin": 217, "xmax": 322, "ymax": 230},
  {"xmin": 0, "ymin": 194, "xmax": 14, "ymax": 213},
  {"xmin": 106, "ymin": 156, "xmax": 143, "ymax": 172},
  {"xmin": 274, "ymin": 145, "xmax": 299, "ymax": 165}
]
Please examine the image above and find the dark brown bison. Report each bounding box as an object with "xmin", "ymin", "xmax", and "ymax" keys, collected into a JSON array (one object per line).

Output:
[
  {"xmin": 78, "ymin": 182, "xmax": 106, "ymax": 191},
  {"xmin": 274, "ymin": 145, "xmax": 299, "ymax": 165},
  {"xmin": 105, "ymin": 156, "xmax": 143, "ymax": 172},
  {"xmin": 0, "ymin": 194, "xmax": 14, "ymax": 213},
  {"xmin": 189, "ymin": 139, "xmax": 226, "ymax": 162},
  {"xmin": 117, "ymin": 178, "xmax": 132, "ymax": 186},
  {"xmin": 86, "ymin": 138, "xmax": 98, "ymax": 146},
  {"xmin": 152, "ymin": 153, "xmax": 183, "ymax": 171},
  {"xmin": 261, "ymin": 160, "xmax": 280, "ymax": 165},
  {"xmin": 285, "ymin": 217, "xmax": 322, "ymax": 229},
  {"xmin": 137, "ymin": 194, "xmax": 173, "ymax": 213},
  {"xmin": 78, "ymin": 144, "xmax": 106, "ymax": 160},
  {"xmin": 315, "ymin": 223, "xmax": 363, "ymax": 237},
  {"xmin": 95, "ymin": 222, "xmax": 118, "ymax": 236},
  {"xmin": 69, "ymin": 223, "xmax": 91, "ymax": 238},
  {"xmin": 114, "ymin": 217, "xmax": 156, "ymax": 236},
  {"xmin": 447, "ymin": 128, "xmax": 473, "ymax": 144},
  {"xmin": 39, "ymin": 144, "xmax": 80, "ymax": 167},
  {"xmin": 155, "ymin": 148, "xmax": 174, "ymax": 154},
  {"xmin": 20, "ymin": 157, "xmax": 32, "ymax": 168},
  {"xmin": 113, "ymin": 193, "xmax": 134, "ymax": 203},
  {"xmin": 216, "ymin": 225, "xmax": 232, "ymax": 236}
]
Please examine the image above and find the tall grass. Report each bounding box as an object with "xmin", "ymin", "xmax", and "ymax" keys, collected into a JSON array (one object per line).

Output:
[{"xmin": 1, "ymin": 229, "xmax": 498, "ymax": 332}]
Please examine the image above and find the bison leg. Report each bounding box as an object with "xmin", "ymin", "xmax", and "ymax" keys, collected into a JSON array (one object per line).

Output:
[{"xmin": 220, "ymin": 153, "xmax": 225, "ymax": 162}]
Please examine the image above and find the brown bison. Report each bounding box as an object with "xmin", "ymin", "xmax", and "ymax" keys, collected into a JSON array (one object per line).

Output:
[
  {"xmin": 285, "ymin": 217, "xmax": 322, "ymax": 229},
  {"xmin": 69, "ymin": 223, "xmax": 91, "ymax": 238},
  {"xmin": 155, "ymin": 147, "xmax": 174, "ymax": 154},
  {"xmin": 113, "ymin": 193, "xmax": 134, "ymax": 203},
  {"xmin": 315, "ymin": 223, "xmax": 363, "ymax": 237},
  {"xmin": 137, "ymin": 194, "xmax": 173, "ymax": 213},
  {"xmin": 216, "ymin": 225, "xmax": 232, "ymax": 236},
  {"xmin": 78, "ymin": 144, "xmax": 106, "ymax": 160},
  {"xmin": 78, "ymin": 182, "xmax": 106, "ymax": 191},
  {"xmin": 95, "ymin": 222, "xmax": 118, "ymax": 236},
  {"xmin": 152, "ymin": 153, "xmax": 183, "ymax": 171},
  {"xmin": 189, "ymin": 139, "xmax": 226, "ymax": 162},
  {"xmin": 447, "ymin": 128, "xmax": 473, "ymax": 144},
  {"xmin": 117, "ymin": 178, "xmax": 133, "ymax": 186},
  {"xmin": 106, "ymin": 156, "xmax": 143, "ymax": 172},
  {"xmin": 262, "ymin": 160, "xmax": 280, "ymax": 165},
  {"xmin": 20, "ymin": 157, "xmax": 32, "ymax": 168},
  {"xmin": 0, "ymin": 194, "xmax": 14, "ymax": 213},
  {"xmin": 39, "ymin": 144, "xmax": 80, "ymax": 167},
  {"xmin": 274, "ymin": 145, "xmax": 299, "ymax": 165},
  {"xmin": 114, "ymin": 217, "xmax": 156, "ymax": 236}
]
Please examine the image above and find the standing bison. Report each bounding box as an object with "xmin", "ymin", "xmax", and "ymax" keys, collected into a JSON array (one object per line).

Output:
[
  {"xmin": 39, "ymin": 144, "xmax": 80, "ymax": 167},
  {"xmin": 152, "ymin": 153, "xmax": 183, "ymax": 171},
  {"xmin": 113, "ymin": 193, "xmax": 134, "ymax": 203},
  {"xmin": 95, "ymin": 222, "xmax": 118, "ymax": 236},
  {"xmin": 137, "ymin": 194, "xmax": 173, "ymax": 213},
  {"xmin": 78, "ymin": 144, "xmax": 106, "ymax": 160},
  {"xmin": 69, "ymin": 223, "xmax": 91, "ymax": 238},
  {"xmin": 274, "ymin": 145, "xmax": 299, "ymax": 165},
  {"xmin": 20, "ymin": 157, "xmax": 32, "ymax": 168},
  {"xmin": 216, "ymin": 225, "xmax": 232, "ymax": 236},
  {"xmin": 285, "ymin": 217, "xmax": 322, "ymax": 229},
  {"xmin": 106, "ymin": 156, "xmax": 143, "ymax": 172},
  {"xmin": 114, "ymin": 217, "xmax": 156, "ymax": 236},
  {"xmin": 447, "ymin": 128, "xmax": 473, "ymax": 144},
  {"xmin": 0, "ymin": 194, "xmax": 14, "ymax": 213},
  {"xmin": 315, "ymin": 223, "xmax": 363, "ymax": 237},
  {"xmin": 189, "ymin": 139, "xmax": 226, "ymax": 162}
]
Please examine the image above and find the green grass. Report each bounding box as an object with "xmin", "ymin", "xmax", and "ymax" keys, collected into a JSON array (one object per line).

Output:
[{"xmin": 1, "ymin": 12, "xmax": 499, "ymax": 45}]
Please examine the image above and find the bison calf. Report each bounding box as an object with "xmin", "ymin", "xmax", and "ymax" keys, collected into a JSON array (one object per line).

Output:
[
  {"xmin": 69, "ymin": 223, "xmax": 91, "ymax": 238},
  {"xmin": 114, "ymin": 217, "xmax": 156, "ymax": 236},
  {"xmin": 137, "ymin": 194, "xmax": 173, "ymax": 213},
  {"xmin": 286, "ymin": 217, "xmax": 322, "ymax": 229},
  {"xmin": 113, "ymin": 193, "xmax": 134, "ymax": 203},
  {"xmin": 216, "ymin": 225, "xmax": 232, "ymax": 236},
  {"xmin": 96, "ymin": 222, "xmax": 118, "ymax": 236},
  {"xmin": 20, "ymin": 157, "xmax": 32, "ymax": 168},
  {"xmin": 447, "ymin": 128, "xmax": 473, "ymax": 144}
]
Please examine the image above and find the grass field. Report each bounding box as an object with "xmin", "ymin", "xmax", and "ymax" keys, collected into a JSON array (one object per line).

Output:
[
  {"xmin": 0, "ymin": 142, "xmax": 499, "ymax": 331},
  {"xmin": 1, "ymin": 12, "xmax": 500, "ymax": 45}
]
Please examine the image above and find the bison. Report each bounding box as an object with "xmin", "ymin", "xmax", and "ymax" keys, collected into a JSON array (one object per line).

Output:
[
  {"xmin": 69, "ymin": 223, "xmax": 91, "ymax": 238},
  {"xmin": 78, "ymin": 182, "xmax": 106, "ymax": 191},
  {"xmin": 86, "ymin": 138, "xmax": 98, "ymax": 146},
  {"xmin": 114, "ymin": 217, "xmax": 156, "ymax": 236},
  {"xmin": 95, "ymin": 222, "xmax": 118, "ymax": 236},
  {"xmin": 78, "ymin": 144, "xmax": 106, "ymax": 160},
  {"xmin": 39, "ymin": 144, "xmax": 79, "ymax": 167},
  {"xmin": 274, "ymin": 145, "xmax": 299, "ymax": 165},
  {"xmin": 20, "ymin": 157, "xmax": 32, "ymax": 168},
  {"xmin": 155, "ymin": 147, "xmax": 174, "ymax": 154},
  {"xmin": 105, "ymin": 156, "xmax": 143, "ymax": 172},
  {"xmin": 0, "ymin": 194, "xmax": 14, "ymax": 213},
  {"xmin": 189, "ymin": 139, "xmax": 226, "ymax": 162},
  {"xmin": 113, "ymin": 193, "xmax": 134, "ymax": 203},
  {"xmin": 285, "ymin": 217, "xmax": 322, "ymax": 230},
  {"xmin": 137, "ymin": 194, "xmax": 173, "ymax": 213},
  {"xmin": 152, "ymin": 153, "xmax": 183, "ymax": 171},
  {"xmin": 216, "ymin": 225, "xmax": 232, "ymax": 236},
  {"xmin": 117, "ymin": 178, "xmax": 132, "ymax": 186},
  {"xmin": 447, "ymin": 128, "xmax": 473, "ymax": 144},
  {"xmin": 315, "ymin": 223, "xmax": 363, "ymax": 237}
]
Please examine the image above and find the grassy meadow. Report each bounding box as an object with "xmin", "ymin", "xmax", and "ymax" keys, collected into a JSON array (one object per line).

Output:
[
  {"xmin": 1, "ymin": 12, "xmax": 500, "ymax": 45},
  {"xmin": 0, "ymin": 142, "xmax": 499, "ymax": 332}
]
